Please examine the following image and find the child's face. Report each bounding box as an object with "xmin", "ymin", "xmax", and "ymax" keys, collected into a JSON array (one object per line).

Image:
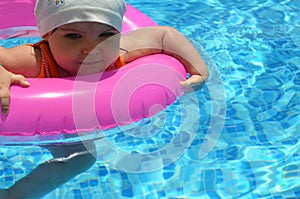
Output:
[{"xmin": 45, "ymin": 22, "xmax": 120, "ymax": 75}]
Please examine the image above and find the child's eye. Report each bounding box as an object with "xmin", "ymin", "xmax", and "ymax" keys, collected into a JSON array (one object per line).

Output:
[
  {"xmin": 65, "ymin": 33, "xmax": 81, "ymax": 39},
  {"xmin": 99, "ymin": 32, "xmax": 117, "ymax": 38}
]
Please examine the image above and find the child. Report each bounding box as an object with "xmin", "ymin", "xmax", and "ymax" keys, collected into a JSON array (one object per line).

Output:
[
  {"xmin": 0, "ymin": 0, "xmax": 208, "ymax": 115},
  {"xmin": 0, "ymin": 0, "xmax": 208, "ymax": 198}
]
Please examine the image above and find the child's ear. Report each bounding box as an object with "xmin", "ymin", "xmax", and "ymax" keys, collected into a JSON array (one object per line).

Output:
[
  {"xmin": 43, "ymin": 28, "xmax": 57, "ymax": 40},
  {"xmin": 43, "ymin": 33, "xmax": 49, "ymax": 41}
]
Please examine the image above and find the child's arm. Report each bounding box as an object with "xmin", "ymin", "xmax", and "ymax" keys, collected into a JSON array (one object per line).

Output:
[
  {"xmin": 0, "ymin": 45, "xmax": 40, "ymax": 77},
  {"xmin": 120, "ymin": 26, "xmax": 209, "ymax": 86},
  {"xmin": 0, "ymin": 45, "xmax": 39, "ymax": 114}
]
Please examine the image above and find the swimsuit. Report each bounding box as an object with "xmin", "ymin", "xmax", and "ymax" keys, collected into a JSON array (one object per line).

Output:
[{"xmin": 30, "ymin": 40, "xmax": 125, "ymax": 78}]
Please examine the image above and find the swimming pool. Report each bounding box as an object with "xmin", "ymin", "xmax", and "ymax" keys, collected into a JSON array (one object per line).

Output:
[{"xmin": 1, "ymin": 0, "xmax": 299, "ymax": 198}]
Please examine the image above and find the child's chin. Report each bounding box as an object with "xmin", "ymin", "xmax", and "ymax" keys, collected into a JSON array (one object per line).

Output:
[{"xmin": 77, "ymin": 69, "xmax": 105, "ymax": 76}]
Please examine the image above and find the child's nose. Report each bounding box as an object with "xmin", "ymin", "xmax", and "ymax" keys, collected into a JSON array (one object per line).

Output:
[{"xmin": 82, "ymin": 41, "xmax": 99, "ymax": 55}]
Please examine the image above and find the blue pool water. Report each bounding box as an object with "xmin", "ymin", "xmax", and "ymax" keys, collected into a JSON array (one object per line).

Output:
[{"xmin": 1, "ymin": 0, "xmax": 300, "ymax": 198}]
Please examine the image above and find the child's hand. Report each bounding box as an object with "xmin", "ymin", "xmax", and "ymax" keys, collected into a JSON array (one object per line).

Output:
[
  {"xmin": 180, "ymin": 74, "xmax": 206, "ymax": 87},
  {"xmin": 0, "ymin": 66, "xmax": 30, "ymax": 114},
  {"xmin": 180, "ymin": 74, "xmax": 207, "ymax": 93}
]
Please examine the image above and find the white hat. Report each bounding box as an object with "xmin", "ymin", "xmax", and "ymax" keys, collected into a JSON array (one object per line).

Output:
[{"xmin": 34, "ymin": 0, "xmax": 127, "ymax": 37}]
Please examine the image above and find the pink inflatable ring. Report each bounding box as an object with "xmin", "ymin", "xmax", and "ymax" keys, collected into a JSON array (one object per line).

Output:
[{"xmin": 0, "ymin": 2, "xmax": 186, "ymax": 138}]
